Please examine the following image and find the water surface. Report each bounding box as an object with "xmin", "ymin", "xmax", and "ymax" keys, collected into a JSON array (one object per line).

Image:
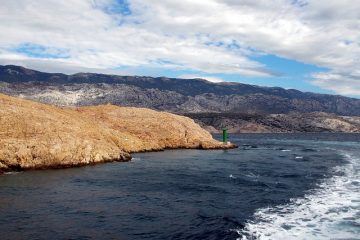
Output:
[{"xmin": 0, "ymin": 133, "xmax": 359, "ymax": 239}]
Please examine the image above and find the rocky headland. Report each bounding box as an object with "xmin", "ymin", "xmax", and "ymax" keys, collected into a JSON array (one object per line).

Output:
[{"xmin": 0, "ymin": 94, "xmax": 235, "ymax": 173}]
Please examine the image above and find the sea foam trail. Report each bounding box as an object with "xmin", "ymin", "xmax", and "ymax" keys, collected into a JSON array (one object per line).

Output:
[{"xmin": 238, "ymin": 151, "xmax": 360, "ymax": 240}]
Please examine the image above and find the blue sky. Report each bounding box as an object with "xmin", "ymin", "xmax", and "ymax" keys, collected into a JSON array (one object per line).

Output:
[
  {"xmin": 14, "ymin": 43, "xmax": 70, "ymax": 59},
  {"xmin": 0, "ymin": 0, "xmax": 359, "ymax": 97}
]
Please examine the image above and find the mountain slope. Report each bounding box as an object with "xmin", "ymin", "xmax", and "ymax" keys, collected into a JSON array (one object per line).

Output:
[
  {"xmin": 1, "ymin": 65, "xmax": 360, "ymax": 116},
  {"xmin": 185, "ymin": 112, "xmax": 360, "ymax": 133}
]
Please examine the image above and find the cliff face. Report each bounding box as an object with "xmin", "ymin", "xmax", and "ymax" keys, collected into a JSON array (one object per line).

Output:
[
  {"xmin": 0, "ymin": 94, "xmax": 233, "ymax": 172},
  {"xmin": 186, "ymin": 112, "xmax": 360, "ymax": 133}
]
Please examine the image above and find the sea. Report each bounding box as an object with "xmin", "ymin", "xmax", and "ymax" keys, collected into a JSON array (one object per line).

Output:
[{"xmin": 0, "ymin": 133, "xmax": 359, "ymax": 240}]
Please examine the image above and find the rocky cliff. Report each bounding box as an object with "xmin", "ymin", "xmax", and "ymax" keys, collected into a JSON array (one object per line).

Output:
[{"xmin": 0, "ymin": 94, "xmax": 234, "ymax": 173}]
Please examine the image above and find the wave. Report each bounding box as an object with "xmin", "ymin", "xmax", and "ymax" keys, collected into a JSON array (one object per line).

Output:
[{"xmin": 237, "ymin": 151, "xmax": 360, "ymax": 240}]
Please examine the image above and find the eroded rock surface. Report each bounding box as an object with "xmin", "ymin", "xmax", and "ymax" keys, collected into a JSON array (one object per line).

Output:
[{"xmin": 0, "ymin": 94, "xmax": 234, "ymax": 172}]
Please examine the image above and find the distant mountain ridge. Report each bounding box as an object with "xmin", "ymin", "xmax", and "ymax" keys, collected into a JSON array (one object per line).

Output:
[
  {"xmin": 1, "ymin": 64, "xmax": 360, "ymax": 116},
  {"xmin": 185, "ymin": 112, "xmax": 360, "ymax": 133}
]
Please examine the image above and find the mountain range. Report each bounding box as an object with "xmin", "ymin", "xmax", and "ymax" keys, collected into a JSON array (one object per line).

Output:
[{"xmin": 1, "ymin": 65, "xmax": 360, "ymax": 133}]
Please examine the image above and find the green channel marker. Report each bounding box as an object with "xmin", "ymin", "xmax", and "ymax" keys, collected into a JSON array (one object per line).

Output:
[{"xmin": 222, "ymin": 128, "xmax": 228, "ymax": 144}]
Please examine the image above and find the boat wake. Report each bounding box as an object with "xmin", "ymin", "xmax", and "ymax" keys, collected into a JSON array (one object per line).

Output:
[{"xmin": 237, "ymin": 151, "xmax": 360, "ymax": 240}]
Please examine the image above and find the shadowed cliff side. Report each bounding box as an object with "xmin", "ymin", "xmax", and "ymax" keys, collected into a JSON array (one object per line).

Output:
[{"xmin": 0, "ymin": 94, "xmax": 235, "ymax": 172}]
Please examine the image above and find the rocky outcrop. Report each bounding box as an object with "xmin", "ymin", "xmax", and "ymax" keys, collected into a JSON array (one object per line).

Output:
[
  {"xmin": 186, "ymin": 112, "xmax": 360, "ymax": 133},
  {"xmin": 0, "ymin": 94, "xmax": 235, "ymax": 173}
]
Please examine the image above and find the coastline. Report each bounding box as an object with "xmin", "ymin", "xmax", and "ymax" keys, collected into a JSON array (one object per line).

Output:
[
  {"xmin": 0, "ymin": 93, "xmax": 237, "ymax": 174},
  {"xmin": 0, "ymin": 144, "xmax": 237, "ymax": 174}
]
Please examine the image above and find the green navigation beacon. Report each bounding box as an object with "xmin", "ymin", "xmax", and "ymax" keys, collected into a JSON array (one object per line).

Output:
[{"xmin": 222, "ymin": 128, "xmax": 228, "ymax": 144}]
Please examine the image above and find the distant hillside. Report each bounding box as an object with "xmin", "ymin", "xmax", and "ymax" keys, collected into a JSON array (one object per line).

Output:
[
  {"xmin": 185, "ymin": 112, "xmax": 360, "ymax": 133},
  {"xmin": 1, "ymin": 65, "xmax": 360, "ymax": 116}
]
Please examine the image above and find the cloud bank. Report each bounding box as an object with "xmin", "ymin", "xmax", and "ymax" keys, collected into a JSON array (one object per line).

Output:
[{"xmin": 0, "ymin": 0, "xmax": 359, "ymax": 95}]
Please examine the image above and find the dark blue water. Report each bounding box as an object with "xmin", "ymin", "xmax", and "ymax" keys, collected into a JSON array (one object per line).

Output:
[{"xmin": 0, "ymin": 134, "xmax": 359, "ymax": 240}]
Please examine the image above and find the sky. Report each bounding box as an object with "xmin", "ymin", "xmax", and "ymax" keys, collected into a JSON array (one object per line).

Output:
[{"xmin": 0, "ymin": 0, "xmax": 359, "ymax": 97}]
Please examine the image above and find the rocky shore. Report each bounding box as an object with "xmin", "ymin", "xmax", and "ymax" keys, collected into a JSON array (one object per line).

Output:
[{"xmin": 0, "ymin": 94, "xmax": 236, "ymax": 173}]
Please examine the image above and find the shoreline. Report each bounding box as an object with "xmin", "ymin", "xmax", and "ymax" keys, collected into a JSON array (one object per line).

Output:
[
  {"xmin": 0, "ymin": 143, "xmax": 237, "ymax": 174},
  {"xmin": 0, "ymin": 93, "xmax": 238, "ymax": 174}
]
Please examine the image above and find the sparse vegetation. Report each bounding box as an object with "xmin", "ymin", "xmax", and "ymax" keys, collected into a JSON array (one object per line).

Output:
[{"xmin": 0, "ymin": 94, "xmax": 234, "ymax": 172}]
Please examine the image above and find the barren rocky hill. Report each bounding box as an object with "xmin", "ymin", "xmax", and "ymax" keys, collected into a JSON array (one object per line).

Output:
[
  {"xmin": 186, "ymin": 112, "xmax": 360, "ymax": 133},
  {"xmin": 1, "ymin": 65, "xmax": 360, "ymax": 133},
  {"xmin": 1, "ymin": 65, "xmax": 360, "ymax": 116},
  {"xmin": 0, "ymin": 94, "xmax": 233, "ymax": 173}
]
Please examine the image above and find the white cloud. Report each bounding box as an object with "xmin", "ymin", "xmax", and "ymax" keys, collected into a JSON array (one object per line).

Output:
[
  {"xmin": 0, "ymin": 0, "xmax": 359, "ymax": 95},
  {"xmin": 178, "ymin": 75, "xmax": 224, "ymax": 83},
  {"xmin": 0, "ymin": 0, "xmax": 269, "ymax": 76},
  {"xmin": 312, "ymin": 72, "xmax": 360, "ymax": 96},
  {"xmin": 129, "ymin": 0, "xmax": 360, "ymax": 95}
]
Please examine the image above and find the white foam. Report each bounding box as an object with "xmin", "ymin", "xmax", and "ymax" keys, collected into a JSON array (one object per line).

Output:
[
  {"xmin": 295, "ymin": 156, "xmax": 303, "ymax": 159},
  {"xmin": 3, "ymin": 171, "xmax": 20, "ymax": 175},
  {"xmin": 281, "ymin": 149, "xmax": 291, "ymax": 152},
  {"xmin": 238, "ymin": 151, "xmax": 360, "ymax": 240},
  {"xmin": 243, "ymin": 172, "xmax": 260, "ymax": 180}
]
